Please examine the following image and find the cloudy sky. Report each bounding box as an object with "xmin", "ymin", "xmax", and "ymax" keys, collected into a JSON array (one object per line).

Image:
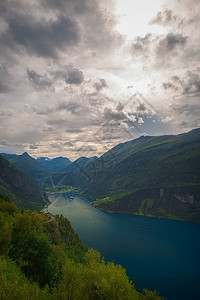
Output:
[{"xmin": 0, "ymin": 0, "xmax": 200, "ymax": 159}]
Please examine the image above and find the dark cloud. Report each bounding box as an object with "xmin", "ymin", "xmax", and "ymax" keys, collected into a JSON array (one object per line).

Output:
[
  {"xmin": 183, "ymin": 72, "xmax": 200, "ymax": 96},
  {"xmin": 32, "ymin": 106, "xmax": 54, "ymax": 115},
  {"xmin": 172, "ymin": 104, "xmax": 200, "ymax": 116},
  {"xmin": 104, "ymin": 107, "xmax": 126, "ymax": 122},
  {"xmin": 184, "ymin": 81, "xmax": 200, "ymax": 96},
  {"xmin": 64, "ymin": 141, "xmax": 75, "ymax": 147},
  {"xmin": 50, "ymin": 143, "xmax": 61, "ymax": 149},
  {"xmin": 57, "ymin": 102, "xmax": 81, "ymax": 114},
  {"xmin": 7, "ymin": 13, "xmax": 80, "ymax": 58},
  {"xmin": 65, "ymin": 67, "xmax": 84, "ymax": 85},
  {"xmin": 27, "ymin": 68, "xmax": 53, "ymax": 91},
  {"xmin": 29, "ymin": 144, "xmax": 39, "ymax": 149},
  {"xmin": 156, "ymin": 33, "xmax": 187, "ymax": 56},
  {"xmin": 65, "ymin": 128, "xmax": 83, "ymax": 133},
  {"xmin": 162, "ymin": 82, "xmax": 177, "ymax": 91},
  {"xmin": 0, "ymin": 0, "xmax": 121, "ymax": 62},
  {"xmin": 93, "ymin": 78, "xmax": 107, "ymax": 91},
  {"xmin": 41, "ymin": 0, "xmax": 91, "ymax": 15},
  {"xmin": 171, "ymin": 76, "xmax": 183, "ymax": 85},
  {"xmin": 47, "ymin": 119, "xmax": 67, "ymax": 127},
  {"xmin": 116, "ymin": 102, "xmax": 124, "ymax": 112},
  {"xmin": 162, "ymin": 72, "xmax": 200, "ymax": 97},
  {"xmin": 149, "ymin": 9, "xmax": 181, "ymax": 27},
  {"xmin": 130, "ymin": 32, "xmax": 188, "ymax": 67},
  {"xmin": 137, "ymin": 103, "xmax": 146, "ymax": 111},
  {"xmin": 131, "ymin": 34, "xmax": 152, "ymax": 58},
  {"xmin": 179, "ymin": 121, "xmax": 191, "ymax": 129}
]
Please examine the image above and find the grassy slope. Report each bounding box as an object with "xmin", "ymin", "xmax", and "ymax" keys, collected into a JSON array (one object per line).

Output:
[{"xmin": 82, "ymin": 129, "xmax": 200, "ymax": 222}]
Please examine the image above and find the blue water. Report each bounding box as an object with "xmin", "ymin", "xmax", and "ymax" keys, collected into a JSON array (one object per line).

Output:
[{"xmin": 48, "ymin": 193, "xmax": 200, "ymax": 300}]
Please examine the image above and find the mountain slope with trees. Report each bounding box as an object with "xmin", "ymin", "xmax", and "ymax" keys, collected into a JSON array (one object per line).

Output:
[
  {"xmin": 1, "ymin": 152, "xmax": 46, "ymax": 180},
  {"xmin": 0, "ymin": 155, "xmax": 45, "ymax": 210},
  {"xmin": 0, "ymin": 195, "xmax": 161, "ymax": 299},
  {"xmin": 81, "ymin": 128, "xmax": 200, "ymax": 223}
]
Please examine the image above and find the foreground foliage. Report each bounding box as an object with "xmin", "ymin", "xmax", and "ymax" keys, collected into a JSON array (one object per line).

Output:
[{"xmin": 0, "ymin": 195, "xmax": 163, "ymax": 299}]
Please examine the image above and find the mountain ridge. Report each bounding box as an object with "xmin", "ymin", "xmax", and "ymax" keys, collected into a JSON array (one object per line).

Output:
[
  {"xmin": 0, "ymin": 155, "xmax": 45, "ymax": 210},
  {"xmin": 1, "ymin": 128, "xmax": 200, "ymax": 222},
  {"xmin": 79, "ymin": 128, "xmax": 200, "ymax": 223}
]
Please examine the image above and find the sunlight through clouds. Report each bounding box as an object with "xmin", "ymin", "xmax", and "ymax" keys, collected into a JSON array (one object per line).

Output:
[{"xmin": 115, "ymin": 0, "xmax": 167, "ymax": 38}]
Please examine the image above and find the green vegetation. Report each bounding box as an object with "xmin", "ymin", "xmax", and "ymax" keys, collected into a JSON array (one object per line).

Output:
[
  {"xmin": 0, "ymin": 155, "xmax": 45, "ymax": 210},
  {"xmin": 56, "ymin": 188, "xmax": 73, "ymax": 193},
  {"xmin": 44, "ymin": 187, "xmax": 72, "ymax": 193},
  {"xmin": 0, "ymin": 195, "xmax": 162, "ymax": 299},
  {"xmin": 139, "ymin": 199, "xmax": 154, "ymax": 215},
  {"xmin": 82, "ymin": 129, "xmax": 200, "ymax": 223},
  {"xmin": 2, "ymin": 129, "xmax": 200, "ymax": 223}
]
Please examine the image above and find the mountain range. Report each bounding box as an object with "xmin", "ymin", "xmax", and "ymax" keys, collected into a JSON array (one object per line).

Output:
[
  {"xmin": 1, "ymin": 152, "xmax": 71, "ymax": 179},
  {"xmin": 1, "ymin": 128, "xmax": 200, "ymax": 222}
]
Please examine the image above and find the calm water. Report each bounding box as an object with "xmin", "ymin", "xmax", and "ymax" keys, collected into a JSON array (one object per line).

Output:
[{"xmin": 48, "ymin": 193, "xmax": 200, "ymax": 300}]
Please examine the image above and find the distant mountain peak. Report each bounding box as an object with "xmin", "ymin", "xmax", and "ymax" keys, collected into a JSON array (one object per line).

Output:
[
  {"xmin": 21, "ymin": 152, "xmax": 31, "ymax": 158},
  {"xmin": 37, "ymin": 157, "xmax": 50, "ymax": 162}
]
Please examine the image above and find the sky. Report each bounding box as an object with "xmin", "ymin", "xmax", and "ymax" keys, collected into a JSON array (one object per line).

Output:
[{"xmin": 0, "ymin": 0, "xmax": 200, "ymax": 160}]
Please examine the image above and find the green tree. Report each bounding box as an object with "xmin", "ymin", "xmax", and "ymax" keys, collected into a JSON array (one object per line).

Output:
[{"xmin": 9, "ymin": 213, "xmax": 61, "ymax": 287}]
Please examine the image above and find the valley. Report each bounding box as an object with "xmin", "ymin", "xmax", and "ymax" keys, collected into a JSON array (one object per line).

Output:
[
  {"xmin": 1, "ymin": 128, "xmax": 200, "ymax": 299},
  {"xmin": 1, "ymin": 128, "xmax": 200, "ymax": 223}
]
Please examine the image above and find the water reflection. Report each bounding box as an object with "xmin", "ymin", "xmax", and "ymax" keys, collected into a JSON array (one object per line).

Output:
[{"xmin": 48, "ymin": 194, "xmax": 200, "ymax": 300}]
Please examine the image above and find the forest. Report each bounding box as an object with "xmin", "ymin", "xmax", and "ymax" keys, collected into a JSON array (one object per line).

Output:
[{"xmin": 0, "ymin": 194, "xmax": 163, "ymax": 300}]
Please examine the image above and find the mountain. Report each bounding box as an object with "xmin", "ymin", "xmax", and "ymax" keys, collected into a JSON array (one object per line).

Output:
[
  {"xmin": 0, "ymin": 153, "xmax": 18, "ymax": 161},
  {"xmin": 62, "ymin": 156, "xmax": 98, "ymax": 173},
  {"xmin": 81, "ymin": 128, "xmax": 200, "ymax": 223},
  {"xmin": 0, "ymin": 155, "xmax": 45, "ymax": 210},
  {"xmin": 1, "ymin": 152, "xmax": 46, "ymax": 180},
  {"xmin": 42, "ymin": 156, "xmax": 98, "ymax": 188},
  {"xmin": 37, "ymin": 156, "xmax": 71, "ymax": 172},
  {"xmin": 1, "ymin": 152, "xmax": 72, "ymax": 178}
]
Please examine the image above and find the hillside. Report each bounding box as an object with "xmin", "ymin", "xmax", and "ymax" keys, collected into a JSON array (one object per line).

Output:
[
  {"xmin": 0, "ymin": 196, "xmax": 160, "ymax": 299},
  {"xmin": 81, "ymin": 128, "xmax": 200, "ymax": 223},
  {"xmin": 1, "ymin": 152, "xmax": 46, "ymax": 180},
  {"xmin": 0, "ymin": 155, "xmax": 45, "ymax": 210}
]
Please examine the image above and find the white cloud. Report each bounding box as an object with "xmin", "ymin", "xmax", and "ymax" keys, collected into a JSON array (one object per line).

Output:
[{"xmin": 0, "ymin": 0, "xmax": 199, "ymax": 158}]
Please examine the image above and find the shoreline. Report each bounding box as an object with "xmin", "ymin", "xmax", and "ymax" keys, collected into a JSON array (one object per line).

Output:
[
  {"xmin": 42, "ymin": 192, "xmax": 200, "ymax": 224},
  {"xmin": 90, "ymin": 202, "xmax": 200, "ymax": 224}
]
